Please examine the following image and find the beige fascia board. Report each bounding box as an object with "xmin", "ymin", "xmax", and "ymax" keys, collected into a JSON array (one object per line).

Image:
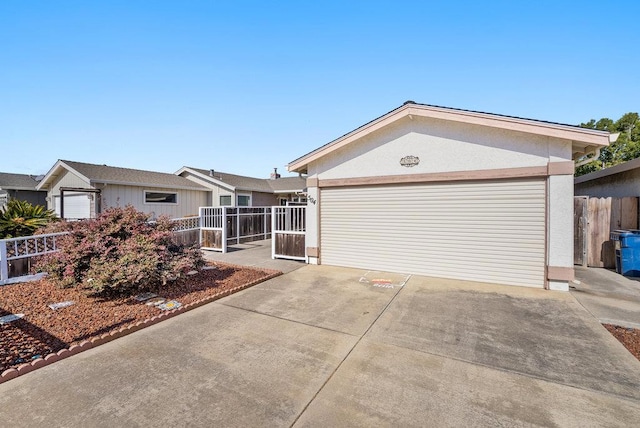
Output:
[
  {"xmin": 287, "ymin": 104, "xmax": 612, "ymax": 172},
  {"xmin": 288, "ymin": 106, "xmax": 406, "ymax": 172},
  {"xmin": 404, "ymin": 105, "xmax": 611, "ymax": 146},
  {"xmin": 610, "ymin": 132, "xmax": 620, "ymax": 143}
]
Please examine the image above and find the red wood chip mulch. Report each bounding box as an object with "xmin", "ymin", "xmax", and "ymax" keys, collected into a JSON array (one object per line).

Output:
[
  {"xmin": 604, "ymin": 324, "xmax": 640, "ymax": 361},
  {"xmin": 1, "ymin": 263, "xmax": 278, "ymax": 374}
]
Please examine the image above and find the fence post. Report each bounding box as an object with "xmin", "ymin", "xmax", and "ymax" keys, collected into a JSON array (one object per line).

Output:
[
  {"xmin": 236, "ymin": 208, "xmax": 240, "ymax": 244},
  {"xmin": 222, "ymin": 207, "xmax": 228, "ymax": 253},
  {"xmin": 271, "ymin": 206, "xmax": 276, "ymax": 259},
  {"xmin": 264, "ymin": 207, "xmax": 268, "ymax": 240},
  {"xmin": 198, "ymin": 207, "xmax": 204, "ymax": 246},
  {"xmin": 0, "ymin": 239, "xmax": 8, "ymax": 281}
]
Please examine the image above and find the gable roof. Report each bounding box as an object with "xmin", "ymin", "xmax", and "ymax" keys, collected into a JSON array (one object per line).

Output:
[
  {"xmin": 179, "ymin": 167, "xmax": 306, "ymax": 193},
  {"xmin": 287, "ymin": 101, "xmax": 617, "ymax": 173},
  {"xmin": 0, "ymin": 172, "xmax": 42, "ymax": 191},
  {"xmin": 574, "ymin": 157, "xmax": 640, "ymax": 184},
  {"xmin": 37, "ymin": 160, "xmax": 208, "ymax": 191}
]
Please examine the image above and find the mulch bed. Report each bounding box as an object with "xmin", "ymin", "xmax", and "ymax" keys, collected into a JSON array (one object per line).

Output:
[
  {"xmin": 1, "ymin": 263, "xmax": 278, "ymax": 374},
  {"xmin": 604, "ymin": 324, "xmax": 640, "ymax": 361}
]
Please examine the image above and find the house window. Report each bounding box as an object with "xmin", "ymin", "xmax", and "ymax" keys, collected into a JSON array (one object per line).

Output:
[
  {"xmin": 220, "ymin": 195, "xmax": 232, "ymax": 206},
  {"xmin": 237, "ymin": 194, "xmax": 251, "ymax": 206},
  {"xmin": 144, "ymin": 191, "xmax": 178, "ymax": 204}
]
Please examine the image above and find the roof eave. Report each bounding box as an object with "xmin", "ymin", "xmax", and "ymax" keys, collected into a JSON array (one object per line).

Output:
[
  {"xmin": 36, "ymin": 160, "xmax": 91, "ymax": 191},
  {"xmin": 574, "ymin": 156, "xmax": 640, "ymax": 184},
  {"xmin": 287, "ymin": 103, "xmax": 613, "ymax": 173},
  {"xmin": 177, "ymin": 167, "xmax": 237, "ymax": 192},
  {"xmin": 91, "ymin": 179, "xmax": 208, "ymax": 191},
  {"xmin": 1, "ymin": 186, "xmax": 42, "ymax": 191}
]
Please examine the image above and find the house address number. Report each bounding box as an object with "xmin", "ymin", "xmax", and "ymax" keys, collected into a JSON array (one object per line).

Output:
[{"xmin": 400, "ymin": 155, "xmax": 420, "ymax": 167}]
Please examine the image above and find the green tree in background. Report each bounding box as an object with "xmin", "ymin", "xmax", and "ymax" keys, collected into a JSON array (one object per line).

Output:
[{"xmin": 575, "ymin": 112, "xmax": 640, "ymax": 176}]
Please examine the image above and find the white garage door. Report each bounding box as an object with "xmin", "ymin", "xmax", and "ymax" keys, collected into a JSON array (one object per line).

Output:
[
  {"xmin": 54, "ymin": 193, "xmax": 92, "ymax": 220},
  {"xmin": 320, "ymin": 179, "xmax": 546, "ymax": 288}
]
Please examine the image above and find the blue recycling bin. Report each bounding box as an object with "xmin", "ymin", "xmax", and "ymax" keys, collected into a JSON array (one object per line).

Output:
[{"xmin": 610, "ymin": 230, "xmax": 640, "ymax": 277}]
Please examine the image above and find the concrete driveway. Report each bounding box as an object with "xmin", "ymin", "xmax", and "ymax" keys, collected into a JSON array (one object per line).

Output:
[{"xmin": 1, "ymin": 265, "xmax": 640, "ymax": 426}]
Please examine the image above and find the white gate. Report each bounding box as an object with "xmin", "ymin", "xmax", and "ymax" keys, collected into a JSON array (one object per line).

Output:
[{"xmin": 272, "ymin": 206, "xmax": 306, "ymax": 260}]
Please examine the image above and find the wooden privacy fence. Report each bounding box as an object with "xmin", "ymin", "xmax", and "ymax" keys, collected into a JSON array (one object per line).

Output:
[{"xmin": 574, "ymin": 196, "xmax": 639, "ymax": 267}]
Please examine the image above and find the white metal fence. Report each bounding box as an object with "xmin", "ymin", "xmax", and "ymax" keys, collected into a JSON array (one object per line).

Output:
[
  {"xmin": 171, "ymin": 216, "xmax": 200, "ymax": 231},
  {"xmin": 199, "ymin": 206, "xmax": 272, "ymax": 253},
  {"xmin": 1, "ymin": 216, "xmax": 206, "ymax": 284},
  {"xmin": 0, "ymin": 232, "xmax": 67, "ymax": 284},
  {"xmin": 1, "ymin": 207, "xmax": 306, "ymax": 284}
]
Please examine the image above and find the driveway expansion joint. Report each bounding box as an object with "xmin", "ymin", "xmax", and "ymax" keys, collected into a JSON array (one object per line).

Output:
[
  {"xmin": 289, "ymin": 279, "xmax": 407, "ymax": 427},
  {"xmin": 365, "ymin": 334, "xmax": 640, "ymax": 404},
  {"xmin": 215, "ymin": 301, "xmax": 361, "ymax": 337}
]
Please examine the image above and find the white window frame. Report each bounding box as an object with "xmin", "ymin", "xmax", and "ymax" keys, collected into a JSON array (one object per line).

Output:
[
  {"xmin": 236, "ymin": 193, "xmax": 251, "ymax": 207},
  {"xmin": 143, "ymin": 190, "xmax": 179, "ymax": 205},
  {"xmin": 219, "ymin": 195, "xmax": 232, "ymax": 206}
]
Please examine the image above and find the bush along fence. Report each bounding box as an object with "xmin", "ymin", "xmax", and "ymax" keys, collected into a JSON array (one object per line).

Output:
[
  {"xmin": 0, "ymin": 217, "xmax": 200, "ymax": 285},
  {"xmin": 0, "ymin": 206, "xmax": 306, "ymax": 284}
]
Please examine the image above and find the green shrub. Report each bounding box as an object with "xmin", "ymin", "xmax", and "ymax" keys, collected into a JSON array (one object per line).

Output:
[
  {"xmin": 0, "ymin": 199, "xmax": 57, "ymax": 238},
  {"xmin": 36, "ymin": 206, "xmax": 204, "ymax": 296}
]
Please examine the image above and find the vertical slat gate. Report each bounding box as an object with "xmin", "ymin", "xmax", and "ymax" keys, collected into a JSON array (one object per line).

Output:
[{"xmin": 272, "ymin": 206, "xmax": 306, "ymax": 260}]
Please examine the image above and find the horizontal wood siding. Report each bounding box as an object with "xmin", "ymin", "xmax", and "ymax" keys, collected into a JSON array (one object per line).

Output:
[
  {"xmin": 101, "ymin": 185, "xmax": 207, "ymax": 218},
  {"xmin": 320, "ymin": 179, "xmax": 546, "ymax": 288},
  {"xmin": 252, "ymin": 191, "xmax": 278, "ymax": 206}
]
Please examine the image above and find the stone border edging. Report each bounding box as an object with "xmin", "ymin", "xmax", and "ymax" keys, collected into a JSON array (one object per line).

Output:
[{"xmin": 0, "ymin": 264, "xmax": 281, "ymax": 384}]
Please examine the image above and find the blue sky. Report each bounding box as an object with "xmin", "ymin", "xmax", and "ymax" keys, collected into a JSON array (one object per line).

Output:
[{"xmin": 1, "ymin": 1, "xmax": 638, "ymax": 178}]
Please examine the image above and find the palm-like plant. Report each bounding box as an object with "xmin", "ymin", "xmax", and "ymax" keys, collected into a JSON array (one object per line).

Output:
[{"xmin": 0, "ymin": 199, "xmax": 57, "ymax": 239}]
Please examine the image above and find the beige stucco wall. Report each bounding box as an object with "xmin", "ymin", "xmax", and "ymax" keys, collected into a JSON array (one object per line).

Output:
[
  {"xmin": 307, "ymin": 116, "xmax": 571, "ymax": 178},
  {"xmin": 99, "ymin": 184, "xmax": 207, "ymax": 219},
  {"xmin": 304, "ymin": 116, "xmax": 575, "ymax": 289}
]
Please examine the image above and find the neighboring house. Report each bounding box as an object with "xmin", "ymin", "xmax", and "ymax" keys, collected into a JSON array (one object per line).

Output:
[
  {"xmin": 177, "ymin": 167, "xmax": 306, "ymax": 207},
  {"xmin": 575, "ymin": 157, "xmax": 640, "ymax": 197},
  {"xmin": 0, "ymin": 172, "xmax": 47, "ymax": 208},
  {"xmin": 36, "ymin": 160, "xmax": 210, "ymax": 220},
  {"xmin": 288, "ymin": 101, "xmax": 615, "ymax": 291}
]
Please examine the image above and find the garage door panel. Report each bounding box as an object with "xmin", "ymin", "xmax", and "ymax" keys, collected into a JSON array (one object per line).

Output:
[
  {"xmin": 54, "ymin": 193, "xmax": 92, "ymax": 220},
  {"xmin": 320, "ymin": 179, "xmax": 546, "ymax": 288}
]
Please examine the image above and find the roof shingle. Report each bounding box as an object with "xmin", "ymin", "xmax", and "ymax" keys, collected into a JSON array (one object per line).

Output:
[
  {"xmin": 187, "ymin": 167, "xmax": 306, "ymax": 193},
  {"xmin": 62, "ymin": 160, "xmax": 207, "ymax": 190},
  {"xmin": 0, "ymin": 172, "xmax": 41, "ymax": 191}
]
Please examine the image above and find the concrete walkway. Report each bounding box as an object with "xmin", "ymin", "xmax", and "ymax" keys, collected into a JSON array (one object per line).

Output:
[
  {"xmin": 1, "ymin": 266, "xmax": 640, "ymax": 426},
  {"xmin": 202, "ymin": 239, "xmax": 305, "ymax": 274},
  {"xmin": 572, "ymin": 266, "xmax": 640, "ymax": 329}
]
